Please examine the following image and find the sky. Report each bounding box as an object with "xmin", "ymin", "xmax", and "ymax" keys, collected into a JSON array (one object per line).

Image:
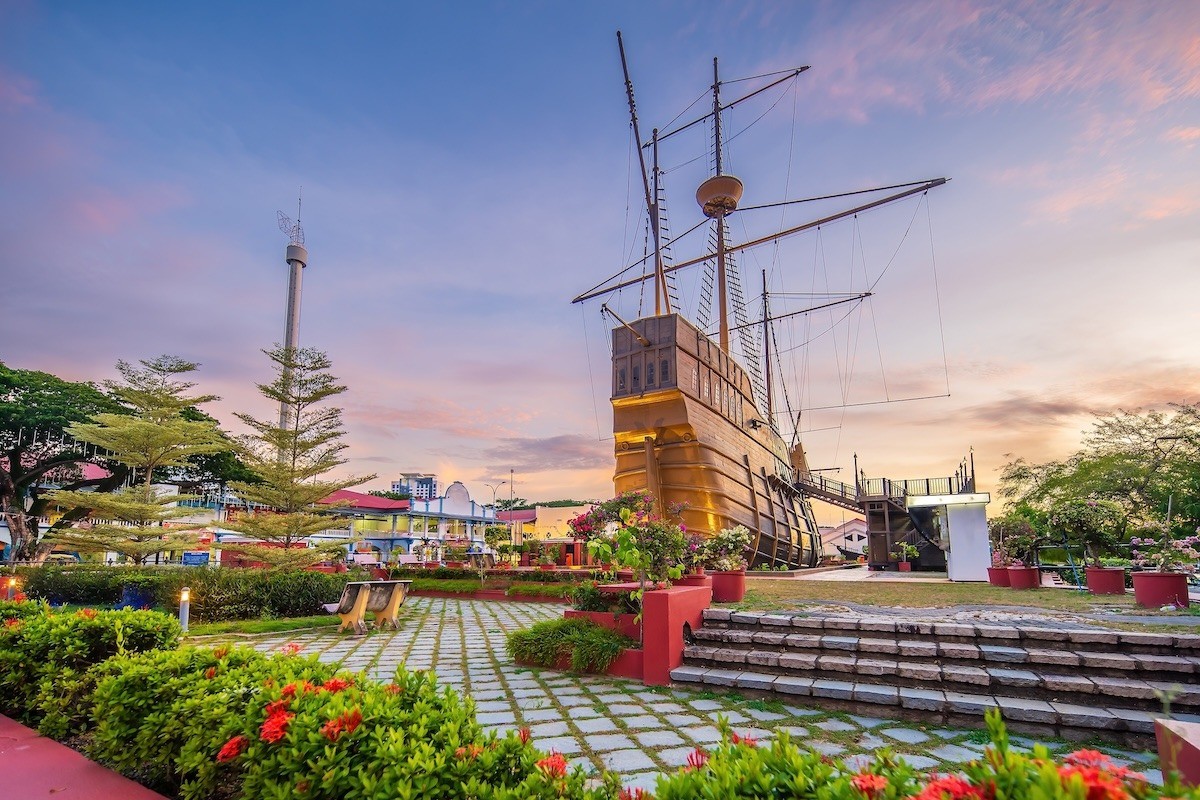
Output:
[{"xmin": 2, "ymin": 1, "xmax": 1198, "ymax": 522}]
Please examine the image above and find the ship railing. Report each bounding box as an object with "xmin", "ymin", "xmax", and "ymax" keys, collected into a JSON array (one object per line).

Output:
[
  {"xmin": 857, "ymin": 477, "xmax": 908, "ymax": 502},
  {"xmin": 800, "ymin": 474, "xmax": 858, "ymax": 502}
]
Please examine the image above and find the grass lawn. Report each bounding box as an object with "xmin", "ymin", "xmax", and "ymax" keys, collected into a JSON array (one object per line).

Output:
[
  {"xmin": 186, "ymin": 614, "xmax": 341, "ymax": 637},
  {"xmin": 731, "ymin": 579, "xmax": 1144, "ymax": 613}
]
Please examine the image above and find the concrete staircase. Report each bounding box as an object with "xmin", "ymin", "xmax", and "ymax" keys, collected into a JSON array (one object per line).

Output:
[{"xmin": 670, "ymin": 609, "xmax": 1200, "ymax": 747}]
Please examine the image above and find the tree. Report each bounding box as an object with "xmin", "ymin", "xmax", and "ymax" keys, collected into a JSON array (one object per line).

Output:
[
  {"xmin": 368, "ymin": 490, "xmax": 409, "ymax": 501},
  {"xmin": 0, "ymin": 362, "xmax": 131, "ymax": 560},
  {"xmin": 44, "ymin": 356, "xmax": 228, "ymax": 564},
  {"xmin": 999, "ymin": 404, "xmax": 1200, "ymax": 537},
  {"xmin": 219, "ymin": 347, "xmax": 374, "ymax": 569},
  {"xmin": 494, "ymin": 497, "xmax": 529, "ymax": 512}
]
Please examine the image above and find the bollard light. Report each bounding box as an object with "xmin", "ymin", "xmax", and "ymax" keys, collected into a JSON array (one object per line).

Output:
[
  {"xmin": 6, "ymin": 577, "xmax": 16, "ymax": 601},
  {"xmin": 179, "ymin": 586, "xmax": 190, "ymax": 633}
]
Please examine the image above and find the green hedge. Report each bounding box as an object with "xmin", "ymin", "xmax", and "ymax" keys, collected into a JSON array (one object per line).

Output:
[
  {"xmin": 18, "ymin": 566, "xmax": 365, "ymax": 622},
  {"xmin": 90, "ymin": 647, "xmax": 617, "ymax": 800},
  {"xmin": 0, "ymin": 605, "xmax": 180, "ymax": 737},
  {"xmin": 506, "ymin": 618, "xmax": 635, "ymax": 673},
  {"xmin": 390, "ymin": 566, "xmax": 598, "ymax": 583}
]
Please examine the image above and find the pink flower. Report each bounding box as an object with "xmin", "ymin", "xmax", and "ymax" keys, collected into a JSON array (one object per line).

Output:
[
  {"xmin": 279, "ymin": 642, "xmax": 303, "ymax": 655},
  {"xmin": 686, "ymin": 748, "xmax": 708, "ymax": 770}
]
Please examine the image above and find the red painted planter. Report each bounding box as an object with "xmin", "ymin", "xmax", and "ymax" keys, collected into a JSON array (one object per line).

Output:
[
  {"xmin": 711, "ymin": 569, "xmax": 747, "ymax": 603},
  {"xmin": 1132, "ymin": 571, "xmax": 1191, "ymax": 608},
  {"xmin": 1006, "ymin": 566, "xmax": 1040, "ymax": 590},
  {"xmin": 564, "ymin": 609, "xmax": 642, "ymax": 640},
  {"xmin": 897, "ymin": 562, "xmax": 912, "ymax": 572},
  {"xmin": 675, "ymin": 573, "xmax": 711, "ymax": 587},
  {"xmin": 986, "ymin": 567, "xmax": 1011, "ymax": 587},
  {"xmin": 1084, "ymin": 566, "xmax": 1127, "ymax": 596}
]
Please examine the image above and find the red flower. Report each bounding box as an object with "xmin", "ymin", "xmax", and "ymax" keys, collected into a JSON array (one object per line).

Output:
[
  {"xmin": 76, "ymin": 608, "xmax": 97, "ymax": 620},
  {"xmin": 852, "ymin": 773, "xmax": 889, "ymax": 797},
  {"xmin": 3, "ymin": 618, "xmax": 20, "ymax": 629},
  {"xmin": 216, "ymin": 734, "xmax": 249, "ymax": 763},
  {"xmin": 618, "ymin": 789, "xmax": 650, "ymax": 800},
  {"xmin": 456, "ymin": 744, "xmax": 484, "ymax": 760},
  {"xmin": 915, "ymin": 775, "xmax": 983, "ymax": 800},
  {"xmin": 279, "ymin": 642, "xmax": 303, "ymax": 655},
  {"xmin": 264, "ymin": 699, "xmax": 290, "ymax": 716},
  {"xmin": 1065, "ymin": 750, "xmax": 1113, "ymax": 769},
  {"xmin": 260, "ymin": 709, "xmax": 294, "ymax": 743},
  {"xmin": 212, "ymin": 645, "xmax": 230, "ymax": 659},
  {"xmin": 730, "ymin": 732, "xmax": 758, "ymax": 748},
  {"xmin": 536, "ymin": 751, "xmax": 568, "ymax": 778},
  {"xmin": 517, "ymin": 726, "xmax": 532, "ymax": 745},
  {"xmin": 686, "ymin": 748, "xmax": 708, "ymax": 770},
  {"xmin": 321, "ymin": 677, "xmax": 353, "ymax": 694},
  {"xmin": 321, "ymin": 709, "xmax": 363, "ymax": 742},
  {"xmin": 1059, "ymin": 764, "xmax": 1140, "ymax": 800},
  {"xmin": 281, "ymin": 680, "xmax": 316, "ymax": 698},
  {"xmin": 384, "ymin": 683, "xmax": 403, "ymax": 695},
  {"xmin": 13, "ymin": 592, "xmax": 26, "ymax": 602},
  {"xmin": 204, "ymin": 666, "xmax": 218, "ymax": 679}
]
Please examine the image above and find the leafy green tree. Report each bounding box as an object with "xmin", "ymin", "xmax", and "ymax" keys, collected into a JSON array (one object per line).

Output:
[
  {"xmin": 999, "ymin": 404, "xmax": 1200, "ymax": 537},
  {"xmin": 368, "ymin": 490, "xmax": 409, "ymax": 501},
  {"xmin": 494, "ymin": 497, "xmax": 529, "ymax": 512},
  {"xmin": 45, "ymin": 356, "xmax": 228, "ymax": 564},
  {"xmin": 219, "ymin": 347, "xmax": 374, "ymax": 569},
  {"xmin": 0, "ymin": 362, "xmax": 129, "ymax": 560}
]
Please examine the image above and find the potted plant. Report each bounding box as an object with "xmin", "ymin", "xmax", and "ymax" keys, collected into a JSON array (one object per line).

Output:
[
  {"xmin": 890, "ymin": 542, "xmax": 919, "ymax": 572},
  {"xmin": 986, "ymin": 518, "xmax": 1011, "ymax": 586},
  {"xmin": 676, "ymin": 535, "xmax": 710, "ymax": 585},
  {"xmin": 1050, "ymin": 499, "xmax": 1126, "ymax": 595},
  {"xmin": 539, "ymin": 544, "xmax": 561, "ymax": 570},
  {"xmin": 443, "ymin": 545, "xmax": 465, "ymax": 568},
  {"xmin": 517, "ymin": 543, "xmax": 531, "ymax": 567},
  {"xmin": 706, "ymin": 524, "xmax": 753, "ymax": 602},
  {"xmin": 1003, "ymin": 526, "xmax": 1042, "ymax": 590},
  {"xmin": 1130, "ymin": 524, "xmax": 1198, "ymax": 608}
]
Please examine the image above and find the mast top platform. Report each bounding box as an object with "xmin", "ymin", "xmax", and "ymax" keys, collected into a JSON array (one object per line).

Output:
[{"xmin": 697, "ymin": 174, "xmax": 743, "ymax": 218}]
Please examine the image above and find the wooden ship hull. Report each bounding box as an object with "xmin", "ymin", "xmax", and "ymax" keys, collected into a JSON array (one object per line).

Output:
[{"xmin": 610, "ymin": 313, "xmax": 820, "ymax": 569}]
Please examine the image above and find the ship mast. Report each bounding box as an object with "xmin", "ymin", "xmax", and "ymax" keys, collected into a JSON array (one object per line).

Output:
[
  {"xmin": 617, "ymin": 31, "xmax": 670, "ymax": 316},
  {"xmin": 696, "ymin": 57, "xmax": 743, "ymax": 354},
  {"xmin": 763, "ymin": 268, "xmax": 772, "ymax": 423}
]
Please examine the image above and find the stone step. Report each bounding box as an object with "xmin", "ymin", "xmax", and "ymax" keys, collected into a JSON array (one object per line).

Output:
[
  {"xmin": 690, "ymin": 627, "xmax": 1200, "ymax": 682},
  {"xmin": 701, "ymin": 609, "xmax": 1200, "ymax": 656},
  {"xmin": 668, "ymin": 663, "xmax": 1200, "ymax": 748},
  {"xmin": 681, "ymin": 643, "xmax": 1200, "ymax": 713}
]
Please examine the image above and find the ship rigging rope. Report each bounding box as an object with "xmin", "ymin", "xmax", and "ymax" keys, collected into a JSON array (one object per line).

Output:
[
  {"xmin": 662, "ymin": 79, "xmax": 793, "ymax": 175},
  {"xmin": 927, "ymin": 195, "xmax": 951, "ymax": 396}
]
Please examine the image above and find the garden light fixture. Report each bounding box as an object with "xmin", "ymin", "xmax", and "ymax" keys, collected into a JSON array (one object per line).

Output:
[{"xmin": 179, "ymin": 586, "xmax": 190, "ymax": 633}]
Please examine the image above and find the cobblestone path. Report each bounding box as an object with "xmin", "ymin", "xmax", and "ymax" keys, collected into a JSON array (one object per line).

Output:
[{"xmin": 226, "ymin": 598, "xmax": 1163, "ymax": 793}]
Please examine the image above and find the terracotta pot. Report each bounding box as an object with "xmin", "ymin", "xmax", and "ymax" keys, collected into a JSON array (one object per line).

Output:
[
  {"xmin": 897, "ymin": 562, "xmax": 912, "ymax": 572},
  {"xmin": 675, "ymin": 573, "xmax": 710, "ymax": 587},
  {"xmin": 986, "ymin": 567, "xmax": 1011, "ymax": 587},
  {"xmin": 1006, "ymin": 566, "xmax": 1040, "ymax": 590},
  {"xmin": 711, "ymin": 569, "xmax": 747, "ymax": 603},
  {"xmin": 692, "ymin": 566, "xmax": 705, "ymax": 576},
  {"xmin": 1132, "ymin": 571, "xmax": 1190, "ymax": 608},
  {"xmin": 1084, "ymin": 566, "xmax": 1127, "ymax": 596},
  {"xmin": 539, "ymin": 564, "xmax": 555, "ymax": 571},
  {"xmin": 444, "ymin": 561, "xmax": 463, "ymax": 568},
  {"xmin": 519, "ymin": 555, "xmax": 530, "ymax": 567}
]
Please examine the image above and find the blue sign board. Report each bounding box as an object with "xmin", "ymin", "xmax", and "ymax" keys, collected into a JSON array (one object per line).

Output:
[{"xmin": 181, "ymin": 552, "xmax": 210, "ymax": 567}]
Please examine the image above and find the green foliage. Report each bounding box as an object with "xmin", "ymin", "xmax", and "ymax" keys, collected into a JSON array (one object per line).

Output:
[
  {"xmin": 1049, "ymin": 498, "xmax": 1126, "ymax": 564},
  {"xmin": 21, "ymin": 566, "xmax": 361, "ymax": 622},
  {"xmin": 368, "ymin": 489, "xmax": 410, "ymax": 500},
  {"xmin": 0, "ymin": 361, "xmax": 127, "ymax": 559},
  {"xmin": 90, "ymin": 648, "xmax": 618, "ymax": 800},
  {"xmin": 0, "ymin": 604, "xmax": 180, "ymax": 736},
  {"xmin": 506, "ymin": 618, "xmax": 635, "ymax": 673},
  {"xmin": 569, "ymin": 581, "xmax": 639, "ymax": 615},
  {"xmin": 389, "ymin": 566, "xmax": 597, "ymax": 584},
  {"xmin": 221, "ymin": 346, "xmax": 374, "ymax": 567}
]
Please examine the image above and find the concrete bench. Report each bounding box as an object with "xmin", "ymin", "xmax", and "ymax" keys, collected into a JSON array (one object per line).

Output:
[{"xmin": 323, "ymin": 580, "xmax": 412, "ymax": 635}]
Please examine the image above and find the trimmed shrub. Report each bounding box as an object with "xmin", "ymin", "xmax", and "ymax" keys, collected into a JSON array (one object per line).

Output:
[
  {"xmin": 90, "ymin": 646, "xmax": 620, "ymax": 800},
  {"xmin": 651, "ymin": 709, "xmax": 1199, "ymax": 800},
  {"xmin": 21, "ymin": 566, "xmax": 365, "ymax": 622},
  {"xmin": 391, "ymin": 567, "xmax": 599, "ymax": 584},
  {"xmin": 506, "ymin": 618, "xmax": 635, "ymax": 673},
  {"xmin": 0, "ymin": 605, "xmax": 180, "ymax": 737}
]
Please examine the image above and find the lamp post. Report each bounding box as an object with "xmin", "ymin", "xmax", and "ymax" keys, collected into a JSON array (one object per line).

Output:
[
  {"xmin": 179, "ymin": 586, "xmax": 191, "ymax": 633},
  {"xmin": 5, "ymin": 577, "xmax": 16, "ymax": 601}
]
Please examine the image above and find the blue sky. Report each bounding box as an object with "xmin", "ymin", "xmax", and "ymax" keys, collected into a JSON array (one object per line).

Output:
[{"xmin": 2, "ymin": 1, "xmax": 1198, "ymax": 517}]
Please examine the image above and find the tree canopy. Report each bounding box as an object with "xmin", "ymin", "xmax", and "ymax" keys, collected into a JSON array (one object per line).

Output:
[
  {"xmin": 998, "ymin": 404, "xmax": 1200, "ymax": 541},
  {"xmin": 220, "ymin": 346, "xmax": 374, "ymax": 568}
]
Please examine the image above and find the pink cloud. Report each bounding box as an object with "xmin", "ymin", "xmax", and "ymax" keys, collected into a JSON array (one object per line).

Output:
[
  {"xmin": 1031, "ymin": 167, "xmax": 1127, "ymax": 221},
  {"xmin": 790, "ymin": 1, "xmax": 1200, "ymax": 121},
  {"xmin": 0, "ymin": 66, "xmax": 36, "ymax": 109},
  {"xmin": 1138, "ymin": 190, "xmax": 1200, "ymax": 222},
  {"xmin": 67, "ymin": 184, "xmax": 189, "ymax": 236},
  {"xmin": 1166, "ymin": 126, "xmax": 1200, "ymax": 145}
]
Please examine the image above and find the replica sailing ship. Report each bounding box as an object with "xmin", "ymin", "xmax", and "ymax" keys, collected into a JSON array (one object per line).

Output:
[{"xmin": 573, "ymin": 34, "xmax": 947, "ymax": 569}]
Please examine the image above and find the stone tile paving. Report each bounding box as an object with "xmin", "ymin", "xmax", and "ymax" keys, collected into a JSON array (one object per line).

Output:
[{"xmin": 223, "ymin": 598, "xmax": 1165, "ymax": 790}]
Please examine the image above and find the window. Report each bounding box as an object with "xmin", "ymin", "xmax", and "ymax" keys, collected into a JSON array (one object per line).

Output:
[
  {"xmin": 617, "ymin": 367, "xmax": 626, "ymax": 392},
  {"xmin": 661, "ymin": 359, "xmax": 670, "ymax": 383},
  {"xmin": 632, "ymin": 365, "xmax": 640, "ymax": 388},
  {"xmin": 647, "ymin": 361, "xmax": 655, "ymax": 386}
]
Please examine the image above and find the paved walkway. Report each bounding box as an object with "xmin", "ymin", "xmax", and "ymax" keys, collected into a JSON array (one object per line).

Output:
[{"xmin": 219, "ymin": 598, "xmax": 1165, "ymax": 792}]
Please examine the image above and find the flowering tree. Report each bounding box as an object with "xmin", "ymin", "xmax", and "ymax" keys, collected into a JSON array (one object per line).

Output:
[
  {"xmin": 1048, "ymin": 498, "xmax": 1126, "ymax": 566},
  {"xmin": 1130, "ymin": 524, "xmax": 1200, "ymax": 572}
]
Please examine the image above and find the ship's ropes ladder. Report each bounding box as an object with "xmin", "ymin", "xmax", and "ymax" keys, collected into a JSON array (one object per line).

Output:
[
  {"xmin": 655, "ymin": 176, "xmax": 682, "ymax": 312},
  {"xmin": 721, "ymin": 219, "xmax": 767, "ymax": 408}
]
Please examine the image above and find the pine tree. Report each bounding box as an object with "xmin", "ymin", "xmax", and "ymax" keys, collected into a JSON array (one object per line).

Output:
[
  {"xmin": 219, "ymin": 346, "xmax": 374, "ymax": 569},
  {"xmin": 45, "ymin": 356, "xmax": 228, "ymax": 564}
]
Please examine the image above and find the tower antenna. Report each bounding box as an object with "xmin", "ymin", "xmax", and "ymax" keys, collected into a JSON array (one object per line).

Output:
[{"xmin": 275, "ymin": 194, "xmax": 309, "ymax": 431}]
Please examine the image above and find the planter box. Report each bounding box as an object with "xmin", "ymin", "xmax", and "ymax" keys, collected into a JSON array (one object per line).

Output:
[
  {"xmin": 1156, "ymin": 719, "xmax": 1200, "ymax": 787},
  {"xmin": 1084, "ymin": 566, "xmax": 1127, "ymax": 595},
  {"xmin": 711, "ymin": 569, "xmax": 746, "ymax": 603},
  {"xmin": 897, "ymin": 562, "xmax": 912, "ymax": 572},
  {"xmin": 564, "ymin": 609, "xmax": 642, "ymax": 640},
  {"xmin": 1132, "ymin": 571, "xmax": 1191, "ymax": 608},
  {"xmin": 516, "ymin": 648, "xmax": 643, "ymax": 680},
  {"xmin": 409, "ymin": 589, "xmax": 568, "ymax": 603},
  {"xmin": 675, "ymin": 573, "xmax": 711, "ymax": 587},
  {"xmin": 1006, "ymin": 566, "xmax": 1039, "ymax": 590},
  {"xmin": 986, "ymin": 567, "xmax": 1011, "ymax": 587}
]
